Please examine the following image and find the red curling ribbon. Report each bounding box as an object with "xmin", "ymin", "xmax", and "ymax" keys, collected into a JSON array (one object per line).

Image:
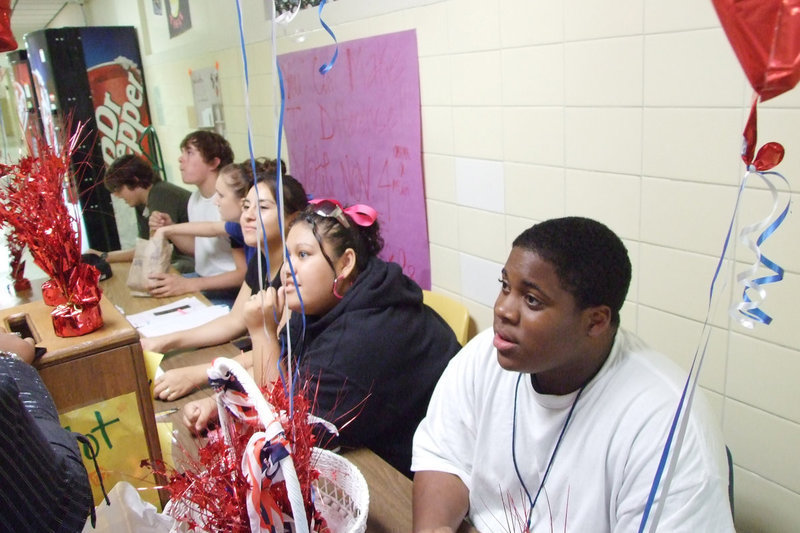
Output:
[{"xmin": 740, "ymin": 99, "xmax": 785, "ymax": 171}]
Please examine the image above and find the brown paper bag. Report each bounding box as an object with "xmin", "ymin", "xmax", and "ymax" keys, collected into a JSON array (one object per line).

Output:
[{"xmin": 126, "ymin": 237, "xmax": 173, "ymax": 296}]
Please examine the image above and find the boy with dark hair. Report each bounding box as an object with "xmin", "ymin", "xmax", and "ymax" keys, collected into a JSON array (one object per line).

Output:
[
  {"xmin": 412, "ymin": 217, "xmax": 734, "ymax": 532},
  {"xmin": 94, "ymin": 153, "xmax": 193, "ymax": 271},
  {"xmin": 148, "ymin": 130, "xmax": 242, "ymax": 306}
]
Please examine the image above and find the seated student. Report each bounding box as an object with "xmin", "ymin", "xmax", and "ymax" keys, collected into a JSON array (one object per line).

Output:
[
  {"xmin": 143, "ymin": 169, "xmax": 308, "ymax": 402},
  {"xmin": 183, "ymin": 199, "xmax": 462, "ymax": 476},
  {"xmin": 148, "ymin": 130, "xmax": 240, "ymax": 307},
  {"xmin": 91, "ymin": 153, "xmax": 194, "ymax": 272},
  {"xmin": 411, "ymin": 217, "xmax": 735, "ymax": 533},
  {"xmin": 0, "ymin": 332, "xmax": 94, "ymax": 531},
  {"xmin": 154, "ymin": 158, "xmax": 286, "ymax": 265},
  {"xmin": 151, "ymin": 159, "xmax": 257, "ymax": 299}
]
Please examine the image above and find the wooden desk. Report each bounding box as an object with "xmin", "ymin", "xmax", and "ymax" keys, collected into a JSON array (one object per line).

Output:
[
  {"xmin": 0, "ymin": 295, "xmax": 165, "ymax": 502},
  {"xmin": 98, "ymin": 262, "xmax": 477, "ymax": 531},
  {"xmin": 0, "ymin": 277, "xmax": 44, "ymax": 310},
  {"xmin": 0, "ymin": 261, "xmax": 210, "ymax": 507},
  {"xmin": 101, "ymin": 262, "xmax": 199, "ymax": 315}
]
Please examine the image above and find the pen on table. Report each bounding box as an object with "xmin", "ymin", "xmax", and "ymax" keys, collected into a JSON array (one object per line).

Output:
[
  {"xmin": 155, "ymin": 408, "xmax": 180, "ymax": 420},
  {"xmin": 153, "ymin": 305, "xmax": 191, "ymax": 316}
]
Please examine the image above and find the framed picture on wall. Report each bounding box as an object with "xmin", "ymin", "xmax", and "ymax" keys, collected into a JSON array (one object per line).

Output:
[
  {"xmin": 270, "ymin": 0, "xmax": 337, "ymax": 21},
  {"xmin": 166, "ymin": 0, "xmax": 192, "ymax": 38},
  {"xmin": 152, "ymin": 0, "xmax": 162, "ymax": 16}
]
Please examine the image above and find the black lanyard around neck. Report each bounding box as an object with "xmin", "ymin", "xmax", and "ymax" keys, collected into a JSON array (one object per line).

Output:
[{"xmin": 511, "ymin": 373, "xmax": 586, "ymax": 530}]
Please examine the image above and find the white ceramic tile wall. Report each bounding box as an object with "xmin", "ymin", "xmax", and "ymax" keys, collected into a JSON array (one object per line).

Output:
[
  {"xmin": 499, "ymin": 0, "xmax": 564, "ymax": 47},
  {"xmin": 564, "ymin": 107, "xmax": 643, "ymax": 175},
  {"xmin": 454, "ymin": 157, "xmax": 504, "ymax": 212},
  {"xmin": 501, "ymin": 45, "xmax": 564, "ymax": 106},
  {"xmin": 502, "ymin": 107, "xmax": 564, "ymax": 166},
  {"xmin": 503, "ymin": 163, "xmax": 565, "ymax": 220},
  {"xmin": 87, "ymin": 0, "xmax": 800, "ymax": 529},
  {"xmin": 564, "ymin": 37, "xmax": 642, "ymax": 107}
]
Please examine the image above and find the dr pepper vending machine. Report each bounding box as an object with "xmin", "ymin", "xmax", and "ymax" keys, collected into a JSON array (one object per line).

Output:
[{"xmin": 25, "ymin": 26, "xmax": 154, "ymax": 251}]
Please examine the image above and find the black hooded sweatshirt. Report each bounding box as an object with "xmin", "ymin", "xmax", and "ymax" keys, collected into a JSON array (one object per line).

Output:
[{"xmin": 283, "ymin": 256, "xmax": 461, "ymax": 476}]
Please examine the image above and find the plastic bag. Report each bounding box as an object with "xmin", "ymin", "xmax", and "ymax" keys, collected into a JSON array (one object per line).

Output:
[{"xmin": 82, "ymin": 481, "xmax": 177, "ymax": 533}]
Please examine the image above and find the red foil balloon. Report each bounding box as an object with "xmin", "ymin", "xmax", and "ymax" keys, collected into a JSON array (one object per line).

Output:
[
  {"xmin": 713, "ymin": 0, "xmax": 800, "ymax": 102},
  {"xmin": 0, "ymin": 0, "xmax": 17, "ymax": 52}
]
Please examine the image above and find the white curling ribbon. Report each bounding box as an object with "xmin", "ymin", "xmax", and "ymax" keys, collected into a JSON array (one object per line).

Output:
[
  {"xmin": 729, "ymin": 167, "xmax": 790, "ymax": 329},
  {"xmin": 210, "ymin": 357, "xmax": 310, "ymax": 533}
]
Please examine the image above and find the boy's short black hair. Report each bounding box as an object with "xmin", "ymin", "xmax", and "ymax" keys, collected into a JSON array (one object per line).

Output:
[
  {"xmin": 104, "ymin": 154, "xmax": 158, "ymax": 193},
  {"xmin": 180, "ymin": 130, "xmax": 234, "ymax": 169},
  {"xmin": 513, "ymin": 217, "xmax": 631, "ymax": 326}
]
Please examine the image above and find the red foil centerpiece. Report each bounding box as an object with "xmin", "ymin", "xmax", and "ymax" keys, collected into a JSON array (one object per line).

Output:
[
  {"xmin": 5, "ymin": 228, "xmax": 31, "ymax": 294},
  {"xmin": 0, "ymin": 124, "xmax": 104, "ymax": 337}
]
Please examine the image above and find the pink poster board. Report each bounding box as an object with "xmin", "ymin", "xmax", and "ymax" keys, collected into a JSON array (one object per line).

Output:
[{"xmin": 278, "ymin": 29, "xmax": 431, "ymax": 288}]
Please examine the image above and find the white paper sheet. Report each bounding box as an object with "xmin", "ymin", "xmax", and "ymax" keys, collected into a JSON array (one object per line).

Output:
[{"xmin": 126, "ymin": 297, "xmax": 229, "ymax": 337}]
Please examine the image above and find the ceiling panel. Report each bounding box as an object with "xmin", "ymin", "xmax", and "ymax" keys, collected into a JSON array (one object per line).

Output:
[{"xmin": 9, "ymin": 0, "xmax": 69, "ymax": 44}]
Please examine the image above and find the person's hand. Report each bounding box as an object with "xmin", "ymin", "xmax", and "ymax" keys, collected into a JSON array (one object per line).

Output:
[
  {"xmin": 182, "ymin": 396, "xmax": 219, "ymax": 435},
  {"xmin": 141, "ymin": 335, "xmax": 169, "ymax": 354},
  {"xmin": 149, "ymin": 211, "xmax": 173, "ymax": 233},
  {"xmin": 147, "ymin": 272, "xmax": 191, "ymax": 298},
  {"xmin": 243, "ymin": 287, "xmax": 284, "ymax": 333},
  {"xmin": 153, "ymin": 365, "xmax": 207, "ymax": 401},
  {"xmin": 0, "ymin": 333, "xmax": 35, "ymax": 364},
  {"xmin": 152, "ymin": 226, "xmax": 169, "ymax": 241}
]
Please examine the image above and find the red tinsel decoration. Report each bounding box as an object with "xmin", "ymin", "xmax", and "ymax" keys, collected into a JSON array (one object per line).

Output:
[
  {"xmin": 0, "ymin": 123, "xmax": 103, "ymax": 336},
  {"xmin": 146, "ymin": 379, "xmax": 328, "ymax": 532},
  {"xmin": 4, "ymin": 227, "xmax": 30, "ymax": 293}
]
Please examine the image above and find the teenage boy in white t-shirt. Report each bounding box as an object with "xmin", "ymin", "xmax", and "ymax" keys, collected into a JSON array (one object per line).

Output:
[
  {"xmin": 412, "ymin": 217, "xmax": 735, "ymax": 533},
  {"xmin": 148, "ymin": 130, "xmax": 243, "ymax": 306}
]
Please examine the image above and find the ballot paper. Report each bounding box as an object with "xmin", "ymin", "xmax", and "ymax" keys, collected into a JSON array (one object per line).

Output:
[{"xmin": 126, "ymin": 297, "xmax": 229, "ymax": 337}]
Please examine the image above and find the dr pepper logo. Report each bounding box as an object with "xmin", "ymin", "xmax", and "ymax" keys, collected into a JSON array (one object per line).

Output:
[{"xmin": 89, "ymin": 56, "xmax": 151, "ymax": 166}]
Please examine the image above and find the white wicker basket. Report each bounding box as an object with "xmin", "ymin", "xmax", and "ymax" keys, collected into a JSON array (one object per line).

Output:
[
  {"xmin": 208, "ymin": 357, "xmax": 369, "ymax": 533},
  {"xmin": 312, "ymin": 448, "xmax": 369, "ymax": 533}
]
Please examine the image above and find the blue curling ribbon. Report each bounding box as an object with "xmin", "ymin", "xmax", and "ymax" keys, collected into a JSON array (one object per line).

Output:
[
  {"xmin": 317, "ymin": 0, "xmax": 339, "ymax": 74},
  {"xmin": 234, "ymin": 0, "xmax": 271, "ymax": 284},
  {"xmin": 731, "ymin": 168, "xmax": 791, "ymax": 328},
  {"xmin": 638, "ymin": 164, "xmax": 791, "ymax": 532},
  {"xmin": 275, "ymin": 61, "xmax": 309, "ymax": 403},
  {"xmin": 236, "ymin": 0, "xmax": 309, "ymax": 412}
]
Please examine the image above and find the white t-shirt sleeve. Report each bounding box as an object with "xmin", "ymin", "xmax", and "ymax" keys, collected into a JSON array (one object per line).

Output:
[{"xmin": 412, "ymin": 330, "xmax": 494, "ymax": 486}]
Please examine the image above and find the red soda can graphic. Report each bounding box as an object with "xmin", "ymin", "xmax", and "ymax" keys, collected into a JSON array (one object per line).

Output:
[{"xmin": 88, "ymin": 56, "xmax": 151, "ymax": 166}]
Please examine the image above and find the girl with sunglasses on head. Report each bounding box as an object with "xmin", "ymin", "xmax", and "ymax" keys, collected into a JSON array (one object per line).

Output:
[
  {"xmin": 183, "ymin": 199, "xmax": 461, "ymax": 476},
  {"xmin": 143, "ymin": 167, "xmax": 308, "ymax": 402}
]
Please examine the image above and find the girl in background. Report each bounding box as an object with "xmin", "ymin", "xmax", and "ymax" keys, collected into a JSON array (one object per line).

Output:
[
  {"xmin": 153, "ymin": 159, "xmax": 279, "ymax": 266},
  {"xmin": 184, "ymin": 199, "xmax": 461, "ymax": 476},
  {"xmin": 145, "ymin": 167, "xmax": 308, "ymax": 402}
]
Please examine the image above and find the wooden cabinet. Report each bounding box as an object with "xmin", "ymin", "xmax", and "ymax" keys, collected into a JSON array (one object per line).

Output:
[{"xmin": 0, "ymin": 296, "xmax": 164, "ymax": 502}]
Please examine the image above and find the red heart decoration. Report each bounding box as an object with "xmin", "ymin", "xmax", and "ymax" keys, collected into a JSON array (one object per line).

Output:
[
  {"xmin": 753, "ymin": 141, "xmax": 785, "ymax": 171},
  {"xmin": 713, "ymin": 0, "xmax": 800, "ymax": 102}
]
